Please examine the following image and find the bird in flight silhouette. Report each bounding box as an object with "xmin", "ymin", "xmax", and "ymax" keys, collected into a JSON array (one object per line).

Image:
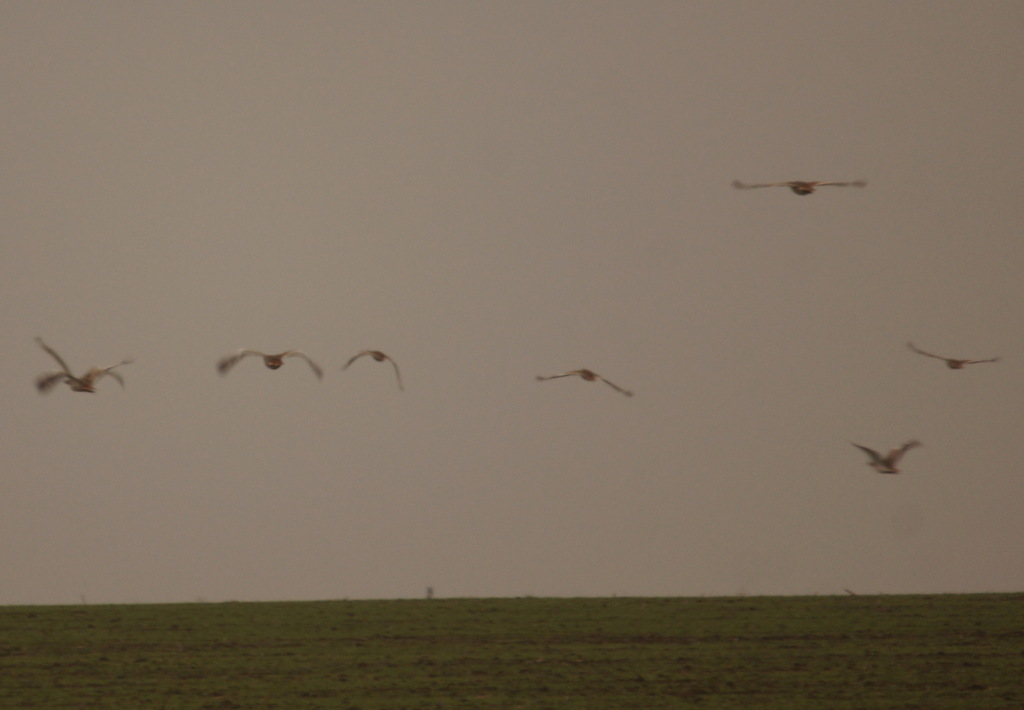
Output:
[
  {"xmin": 536, "ymin": 369, "xmax": 633, "ymax": 397},
  {"xmin": 34, "ymin": 337, "xmax": 132, "ymax": 394},
  {"xmin": 851, "ymin": 440, "xmax": 921, "ymax": 474},
  {"xmin": 907, "ymin": 342, "xmax": 999, "ymax": 369},
  {"xmin": 341, "ymin": 350, "xmax": 404, "ymax": 391},
  {"xmin": 732, "ymin": 179, "xmax": 866, "ymax": 196},
  {"xmin": 217, "ymin": 349, "xmax": 323, "ymax": 379}
]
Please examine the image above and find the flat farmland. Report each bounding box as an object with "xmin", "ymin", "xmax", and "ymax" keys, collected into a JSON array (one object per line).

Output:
[{"xmin": 1, "ymin": 594, "xmax": 1021, "ymax": 709}]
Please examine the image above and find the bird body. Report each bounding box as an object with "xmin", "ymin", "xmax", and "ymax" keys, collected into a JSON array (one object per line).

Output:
[
  {"xmin": 732, "ymin": 179, "xmax": 866, "ymax": 195},
  {"xmin": 341, "ymin": 350, "xmax": 403, "ymax": 391},
  {"xmin": 35, "ymin": 337, "xmax": 132, "ymax": 394},
  {"xmin": 851, "ymin": 440, "xmax": 921, "ymax": 474},
  {"xmin": 217, "ymin": 349, "xmax": 323, "ymax": 379},
  {"xmin": 536, "ymin": 369, "xmax": 633, "ymax": 396},
  {"xmin": 907, "ymin": 342, "xmax": 999, "ymax": 369}
]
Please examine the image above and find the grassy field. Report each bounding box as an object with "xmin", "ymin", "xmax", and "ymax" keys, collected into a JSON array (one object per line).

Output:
[{"xmin": 0, "ymin": 593, "xmax": 1021, "ymax": 709}]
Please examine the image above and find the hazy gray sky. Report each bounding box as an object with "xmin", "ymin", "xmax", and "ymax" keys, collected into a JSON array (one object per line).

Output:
[{"xmin": 4, "ymin": 1, "xmax": 1023, "ymax": 605}]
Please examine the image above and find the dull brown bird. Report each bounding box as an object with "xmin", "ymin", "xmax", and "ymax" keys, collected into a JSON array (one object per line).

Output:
[
  {"xmin": 35, "ymin": 337, "xmax": 132, "ymax": 394},
  {"xmin": 216, "ymin": 349, "xmax": 323, "ymax": 379},
  {"xmin": 341, "ymin": 350, "xmax": 403, "ymax": 391},
  {"xmin": 907, "ymin": 342, "xmax": 999, "ymax": 370},
  {"xmin": 732, "ymin": 179, "xmax": 866, "ymax": 196},
  {"xmin": 851, "ymin": 440, "xmax": 921, "ymax": 474},
  {"xmin": 536, "ymin": 369, "xmax": 633, "ymax": 397}
]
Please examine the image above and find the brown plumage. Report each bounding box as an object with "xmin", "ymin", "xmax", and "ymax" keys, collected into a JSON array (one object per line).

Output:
[
  {"xmin": 216, "ymin": 349, "xmax": 323, "ymax": 379},
  {"xmin": 536, "ymin": 369, "xmax": 633, "ymax": 397},
  {"xmin": 907, "ymin": 342, "xmax": 999, "ymax": 370},
  {"xmin": 341, "ymin": 350, "xmax": 403, "ymax": 391},
  {"xmin": 851, "ymin": 440, "xmax": 921, "ymax": 474},
  {"xmin": 35, "ymin": 337, "xmax": 132, "ymax": 394},
  {"xmin": 732, "ymin": 179, "xmax": 866, "ymax": 196}
]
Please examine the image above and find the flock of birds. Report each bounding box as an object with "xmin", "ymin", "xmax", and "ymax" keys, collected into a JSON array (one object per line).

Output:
[
  {"xmin": 33, "ymin": 178, "xmax": 1001, "ymax": 476},
  {"xmin": 33, "ymin": 338, "xmax": 408, "ymax": 393},
  {"xmin": 734, "ymin": 178, "xmax": 1001, "ymax": 475},
  {"xmin": 33, "ymin": 337, "xmax": 629, "ymax": 398},
  {"xmin": 848, "ymin": 343, "xmax": 999, "ymax": 474}
]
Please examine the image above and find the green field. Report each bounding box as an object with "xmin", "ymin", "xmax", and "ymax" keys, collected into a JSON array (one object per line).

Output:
[{"xmin": 1, "ymin": 594, "xmax": 1021, "ymax": 709}]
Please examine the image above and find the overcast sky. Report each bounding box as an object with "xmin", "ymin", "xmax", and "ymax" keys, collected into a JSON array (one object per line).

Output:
[{"xmin": 3, "ymin": 1, "xmax": 1023, "ymax": 605}]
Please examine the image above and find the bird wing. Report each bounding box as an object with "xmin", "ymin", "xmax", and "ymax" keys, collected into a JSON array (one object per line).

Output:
[
  {"xmin": 536, "ymin": 371, "xmax": 578, "ymax": 381},
  {"xmin": 732, "ymin": 180, "xmax": 787, "ymax": 190},
  {"xmin": 95, "ymin": 360, "xmax": 132, "ymax": 389},
  {"xmin": 851, "ymin": 442, "xmax": 883, "ymax": 464},
  {"xmin": 341, "ymin": 351, "xmax": 371, "ymax": 370},
  {"xmin": 815, "ymin": 181, "xmax": 867, "ymax": 188},
  {"xmin": 386, "ymin": 357, "xmax": 404, "ymax": 391},
  {"xmin": 35, "ymin": 371, "xmax": 69, "ymax": 394},
  {"xmin": 964, "ymin": 357, "xmax": 1000, "ymax": 365},
  {"xmin": 102, "ymin": 369, "xmax": 126, "ymax": 389},
  {"xmin": 282, "ymin": 351, "xmax": 323, "ymax": 379},
  {"xmin": 907, "ymin": 342, "xmax": 947, "ymax": 361},
  {"xmin": 35, "ymin": 337, "xmax": 74, "ymax": 376},
  {"xmin": 217, "ymin": 350, "xmax": 261, "ymax": 375},
  {"xmin": 597, "ymin": 375, "xmax": 634, "ymax": 396},
  {"xmin": 889, "ymin": 440, "xmax": 921, "ymax": 464}
]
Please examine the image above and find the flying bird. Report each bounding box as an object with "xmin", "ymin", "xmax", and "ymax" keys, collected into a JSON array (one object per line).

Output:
[
  {"xmin": 907, "ymin": 342, "xmax": 1000, "ymax": 370},
  {"xmin": 732, "ymin": 179, "xmax": 867, "ymax": 196},
  {"xmin": 851, "ymin": 440, "xmax": 921, "ymax": 474},
  {"xmin": 341, "ymin": 350, "xmax": 403, "ymax": 391},
  {"xmin": 216, "ymin": 349, "xmax": 323, "ymax": 379},
  {"xmin": 536, "ymin": 369, "xmax": 633, "ymax": 397},
  {"xmin": 34, "ymin": 337, "xmax": 133, "ymax": 394}
]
